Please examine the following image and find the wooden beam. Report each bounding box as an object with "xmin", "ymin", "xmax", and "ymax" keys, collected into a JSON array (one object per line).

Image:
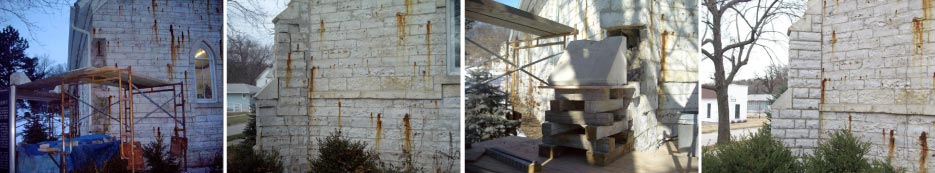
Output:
[
  {"xmin": 545, "ymin": 111, "xmax": 615, "ymax": 126},
  {"xmin": 554, "ymin": 88, "xmax": 610, "ymax": 101},
  {"xmin": 542, "ymin": 133, "xmax": 615, "ymax": 153},
  {"xmin": 542, "ymin": 122, "xmax": 582, "ymax": 136},
  {"xmin": 465, "ymin": 0, "xmax": 575, "ymax": 36},
  {"xmin": 585, "ymin": 120, "xmax": 628, "ymax": 140}
]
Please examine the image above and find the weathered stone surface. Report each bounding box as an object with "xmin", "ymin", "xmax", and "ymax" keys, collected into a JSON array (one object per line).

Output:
[{"xmin": 548, "ymin": 36, "xmax": 628, "ymax": 86}]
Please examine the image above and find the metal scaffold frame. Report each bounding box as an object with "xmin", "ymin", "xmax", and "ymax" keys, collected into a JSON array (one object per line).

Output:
[{"xmin": 12, "ymin": 65, "xmax": 189, "ymax": 172}]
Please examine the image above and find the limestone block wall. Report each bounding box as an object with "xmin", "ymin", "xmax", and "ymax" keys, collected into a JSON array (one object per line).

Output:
[
  {"xmin": 772, "ymin": 0, "xmax": 935, "ymax": 171},
  {"xmin": 499, "ymin": 0, "xmax": 698, "ymax": 151},
  {"xmin": 258, "ymin": 0, "xmax": 461, "ymax": 172},
  {"xmin": 73, "ymin": 0, "xmax": 224, "ymax": 167}
]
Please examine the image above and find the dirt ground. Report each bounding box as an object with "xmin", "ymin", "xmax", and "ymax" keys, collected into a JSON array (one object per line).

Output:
[{"xmin": 701, "ymin": 117, "xmax": 769, "ymax": 133}]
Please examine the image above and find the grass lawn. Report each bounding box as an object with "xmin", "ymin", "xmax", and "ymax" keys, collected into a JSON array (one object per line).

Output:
[
  {"xmin": 227, "ymin": 114, "xmax": 251, "ymax": 125},
  {"xmin": 228, "ymin": 133, "xmax": 246, "ymax": 141}
]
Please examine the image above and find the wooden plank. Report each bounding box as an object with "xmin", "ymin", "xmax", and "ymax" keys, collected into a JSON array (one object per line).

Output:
[
  {"xmin": 554, "ymin": 88, "xmax": 609, "ymax": 101},
  {"xmin": 613, "ymin": 108, "xmax": 627, "ymax": 121},
  {"xmin": 485, "ymin": 147, "xmax": 542, "ymax": 173},
  {"xmin": 545, "ymin": 111, "xmax": 614, "ymax": 126},
  {"xmin": 549, "ymin": 100, "xmax": 583, "ymax": 112},
  {"xmin": 587, "ymin": 132, "xmax": 634, "ymax": 166},
  {"xmin": 537, "ymin": 143, "xmax": 568, "ymax": 158},
  {"xmin": 609, "ymin": 83, "xmax": 640, "ymax": 99},
  {"xmin": 465, "ymin": 0, "xmax": 575, "ymax": 36},
  {"xmin": 541, "ymin": 122, "xmax": 582, "ymax": 136},
  {"xmin": 585, "ymin": 120, "xmax": 628, "ymax": 140},
  {"xmin": 542, "ymin": 133, "xmax": 615, "ymax": 153},
  {"xmin": 550, "ymin": 99, "xmax": 625, "ymax": 113}
]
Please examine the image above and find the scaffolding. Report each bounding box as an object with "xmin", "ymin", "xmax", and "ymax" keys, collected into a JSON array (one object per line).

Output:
[{"xmin": 13, "ymin": 65, "xmax": 188, "ymax": 172}]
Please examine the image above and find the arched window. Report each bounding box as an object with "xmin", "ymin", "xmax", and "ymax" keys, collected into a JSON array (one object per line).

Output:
[{"xmin": 193, "ymin": 44, "xmax": 217, "ymax": 103}]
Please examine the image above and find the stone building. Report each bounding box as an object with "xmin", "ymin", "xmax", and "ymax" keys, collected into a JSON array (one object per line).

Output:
[
  {"xmin": 490, "ymin": 0, "xmax": 698, "ymax": 151},
  {"xmin": 772, "ymin": 0, "xmax": 935, "ymax": 171},
  {"xmin": 253, "ymin": 0, "xmax": 462, "ymax": 172},
  {"xmin": 67, "ymin": 0, "xmax": 224, "ymax": 167}
]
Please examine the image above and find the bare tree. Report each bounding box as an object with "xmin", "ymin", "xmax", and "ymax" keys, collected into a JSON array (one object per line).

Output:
[
  {"xmin": 226, "ymin": 34, "xmax": 272, "ymax": 85},
  {"xmin": 464, "ymin": 21, "xmax": 511, "ymax": 67},
  {"xmin": 226, "ymin": 0, "xmax": 278, "ymax": 36},
  {"xmin": 755, "ymin": 63, "xmax": 788, "ymax": 96},
  {"xmin": 0, "ymin": 0, "xmax": 71, "ymax": 43},
  {"xmin": 701, "ymin": 0, "xmax": 801, "ymax": 144}
]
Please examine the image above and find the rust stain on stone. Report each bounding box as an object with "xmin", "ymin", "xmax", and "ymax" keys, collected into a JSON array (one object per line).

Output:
[
  {"xmin": 405, "ymin": 0, "xmax": 412, "ymax": 14},
  {"xmin": 170, "ymin": 25, "xmax": 178, "ymax": 70},
  {"xmin": 152, "ymin": 19, "xmax": 158, "ymax": 44},
  {"xmin": 890, "ymin": 129, "xmax": 896, "ymax": 162},
  {"xmin": 166, "ymin": 64, "xmax": 173, "ymax": 80},
  {"xmin": 403, "ymin": 113, "xmax": 412, "ymax": 155},
  {"xmin": 151, "ymin": 0, "xmax": 157, "ymax": 14},
  {"xmin": 658, "ymin": 31, "xmax": 671, "ymax": 109},
  {"xmin": 285, "ymin": 52, "xmax": 292, "ymax": 87},
  {"xmin": 426, "ymin": 20, "xmax": 431, "ymax": 80},
  {"xmin": 848, "ymin": 113, "xmax": 852, "ymax": 132},
  {"xmin": 921, "ymin": 132, "xmax": 929, "ymax": 173},
  {"xmin": 376, "ymin": 113, "xmax": 382, "ymax": 152},
  {"xmin": 319, "ymin": 19, "xmax": 325, "ymax": 40},
  {"xmin": 396, "ymin": 13, "xmax": 407, "ymax": 46},
  {"xmin": 118, "ymin": 5, "xmax": 123, "ymax": 16},
  {"xmin": 338, "ymin": 100, "xmax": 342, "ymax": 129},
  {"xmin": 926, "ymin": 0, "xmax": 933, "ymax": 19},
  {"xmin": 914, "ymin": 18, "xmax": 925, "ymax": 56}
]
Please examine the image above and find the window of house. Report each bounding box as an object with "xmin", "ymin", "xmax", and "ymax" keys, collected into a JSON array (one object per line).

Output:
[
  {"xmin": 734, "ymin": 104, "xmax": 740, "ymax": 119},
  {"xmin": 706, "ymin": 103, "xmax": 711, "ymax": 119},
  {"xmin": 194, "ymin": 48, "xmax": 216, "ymax": 102},
  {"xmin": 447, "ymin": 0, "xmax": 461, "ymax": 75}
]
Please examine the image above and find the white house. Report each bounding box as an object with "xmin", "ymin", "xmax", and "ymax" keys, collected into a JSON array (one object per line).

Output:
[
  {"xmin": 747, "ymin": 94, "xmax": 772, "ymax": 117},
  {"xmin": 700, "ymin": 85, "xmax": 748, "ymax": 123},
  {"xmin": 226, "ymin": 83, "xmax": 260, "ymax": 113},
  {"xmin": 254, "ymin": 68, "xmax": 274, "ymax": 89}
]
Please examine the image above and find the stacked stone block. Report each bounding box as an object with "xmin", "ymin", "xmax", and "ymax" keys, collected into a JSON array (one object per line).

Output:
[
  {"xmin": 495, "ymin": 0, "xmax": 698, "ymax": 151},
  {"xmin": 538, "ymin": 87, "xmax": 637, "ymax": 166}
]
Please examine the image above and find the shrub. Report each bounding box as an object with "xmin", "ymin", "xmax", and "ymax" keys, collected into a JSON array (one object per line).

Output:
[
  {"xmin": 227, "ymin": 111, "xmax": 284, "ymax": 173},
  {"xmin": 702, "ymin": 126, "xmax": 800, "ymax": 172},
  {"xmin": 465, "ymin": 115, "xmax": 519, "ymax": 144},
  {"xmin": 141, "ymin": 129, "xmax": 180, "ymax": 173},
  {"xmin": 803, "ymin": 130, "xmax": 901, "ymax": 173},
  {"xmin": 308, "ymin": 130, "xmax": 380, "ymax": 173},
  {"xmin": 227, "ymin": 143, "xmax": 284, "ymax": 173},
  {"xmin": 73, "ymin": 152, "xmax": 129, "ymax": 173},
  {"xmin": 308, "ymin": 129, "xmax": 422, "ymax": 173}
]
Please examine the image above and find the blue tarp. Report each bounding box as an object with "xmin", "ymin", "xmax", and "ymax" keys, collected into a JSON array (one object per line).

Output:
[{"xmin": 16, "ymin": 134, "xmax": 120, "ymax": 172}]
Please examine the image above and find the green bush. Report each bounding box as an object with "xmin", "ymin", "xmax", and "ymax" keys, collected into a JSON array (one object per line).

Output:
[
  {"xmin": 73, "ymin": 152, "xmax": 130, "ymax": 173},
  {"xmin": 465, "ymin": 115, "xmax": 519, "ymax": 144},
  {"xmin": 308, "ymin": 130, "xmax": 380, "ymax": 173},
  {"xmin": 702, "ymin": 126, "xmax": 800, "ymax": 172},
  {"xmin": 141, "ymin": 130, "xmax": 180, "ymax": 173},
  {"xmin": 803, "ymin": 130, "xmax": 901, "ymax": 173},
  {"xmin": 308, "ymin": 129, "xmax": 421, "ymax": 173},
  {"xmin": 228, "ymin": 143, "xmax": 284, "ymax": 173},
  {"xmin": 227, "ymin": 111, "xmax": 284, "ymax": 173}
]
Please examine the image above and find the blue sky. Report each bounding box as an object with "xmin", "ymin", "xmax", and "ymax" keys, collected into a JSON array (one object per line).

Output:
[
  {"xmin": 497, "ymin": 0, "xmax": 520, "ymax": 7},
  {"xmin": 1, "ymin": 4, "xmax": 73, "ymax": 66}
]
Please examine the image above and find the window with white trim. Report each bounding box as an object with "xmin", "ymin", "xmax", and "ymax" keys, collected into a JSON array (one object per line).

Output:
[{"xmin": 193, "ymin": 48, "xmax": 216, "ymax": 102}]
